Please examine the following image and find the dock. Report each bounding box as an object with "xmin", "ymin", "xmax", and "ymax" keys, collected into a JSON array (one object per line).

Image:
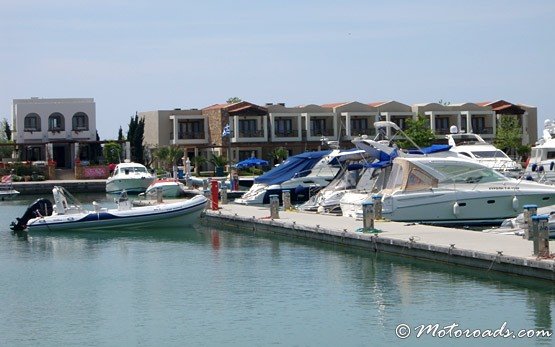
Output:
[
  {"xmin": 201, "ymin": 204, "xmax": 555, "ymax": 281},
  {"xmin": 12, "ymin": 179, "xmax": 107, "ymax": 194}
]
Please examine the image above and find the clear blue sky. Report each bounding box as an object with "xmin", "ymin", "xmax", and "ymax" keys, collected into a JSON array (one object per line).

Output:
[{"xmin": 1, "ymin": 0, "xmax": 554, "ymax": 139}]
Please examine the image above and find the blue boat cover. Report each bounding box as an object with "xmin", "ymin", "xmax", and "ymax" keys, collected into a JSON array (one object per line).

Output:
[
  {"xmin": 365, "ymin": 148, "xmax": 399, "ymax": 168},
  {"xmin": 254, "ymin": 150, "xmax": 332, "ymax": 185},
  {"xmin": 406, "ymin": 144, "xmax": 452, "ymax": 155}
]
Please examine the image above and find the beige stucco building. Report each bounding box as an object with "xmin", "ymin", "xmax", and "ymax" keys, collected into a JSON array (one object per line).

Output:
[{"xmin": 141, "ymin": 99, "xmax": 538, "ymax": 170}]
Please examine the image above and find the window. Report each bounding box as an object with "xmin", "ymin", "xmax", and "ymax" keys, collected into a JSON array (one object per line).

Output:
[
  {"xmin": 275, "ymin": 118, "xmax": 292, "ymax": 136},
  {"xmin": 385, "ymin": 163, "xmax": 404, "ymax": 190},
  {"xmin": 350, "ymin": 118, "xmax": 368, "ymax": 132},
  {"xmin": 48, "ymin": 112, "xmax": 65, "ymax": 131},
  {"xmin": 391, "ymin": 117, "xmax": 407, "ymax": 130},
  {"xmin": 72, "ymin": 112, "xmax": 89, "ymax": 131},
  {"xmin": 310, "ymin": 118, "xmax": 327, "ymax": 135},
  {"xmin": 24, "ymin": 113, "xmax": 41, "ymax": 131},
  {"xmin": 239, "ymin": 150, "xmax": 257, "ymax": 161},
  {"xmin": 238, "ymin": 119, "xmax": 258, "ymax": 136},
  {"xmin": 471, "ymin": 117, "xmax": 486, "ymax": 133},
  {"xmin": 435, "ymin": 117, "xmax": 450, "ymax": 133},
  {"xmin": 426, "ymin": 161, "xmax": 507, "ymax": 184},
  {"xmin": 472, "ymin": 150, "xmax": 510, "ymax": 159},
  {"xmin": 178, "ymin": 120, "xmax": 204, "ymax": 139}
]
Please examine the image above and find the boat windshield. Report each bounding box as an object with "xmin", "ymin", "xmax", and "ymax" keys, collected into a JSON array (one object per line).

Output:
[
  {"xmin": 471, "ymin": 150, "xmax": 510, "ymax": 159},
  {"xmin": 451, "ymin": 134, "xmax": 484, "ymax": 145},
  {"xmin": 425, "ymin": 161, "xmax": 508, "ymax": 184},
  {"xmin": 119, "ymin": 166, "xmax": 148, "ymax": 174},
  {"xmin": 385, "ymin": 163, "xmax": 404, "ymax": 190}
]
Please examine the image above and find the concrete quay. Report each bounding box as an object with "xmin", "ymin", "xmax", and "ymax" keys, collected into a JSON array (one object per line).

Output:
[
  {"xmin": 201, "ymin": 204, "xmax": 555, "ymax": 281},
  {"xmin": 12, "ymin": 179, "xmax": 107, "ymax": 194}
]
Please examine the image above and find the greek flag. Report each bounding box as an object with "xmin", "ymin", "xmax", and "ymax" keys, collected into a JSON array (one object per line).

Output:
[{"xmin": 222, "ymin": 123, "xmax": 231, "ymax": 137}]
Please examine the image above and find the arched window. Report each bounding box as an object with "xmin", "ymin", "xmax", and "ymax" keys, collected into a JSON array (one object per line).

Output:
[
  {"xmin": 48, "ymin": 112, "xmax": 65, "ymax": 131},
  {"xmin": 72, "ymin": 112, "xmax": 89, "ymax": 131},
  {"xmin": 24, "ymin": 113, "xmax": 41, "ymax": 132}
]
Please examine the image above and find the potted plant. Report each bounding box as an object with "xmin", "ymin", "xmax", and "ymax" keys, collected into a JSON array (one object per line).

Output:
[{"xmin": 210, "ymin": 154, "xmax": 228, "ymax": 177}]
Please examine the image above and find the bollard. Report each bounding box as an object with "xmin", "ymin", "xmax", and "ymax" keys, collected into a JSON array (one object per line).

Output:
[
  {"xmin": 361, "ymin": 201, "xmax": 374, "ymax": 230},
  {"xmin": 210, "ymin": 180, "xmax": 219, "ymax": 210},
  {"xmin": 204, "ymin": 189, "xmax": 211, "ymax": 209},
  {"xmin": 372, "ymin": 194, "xmax": 382, "ymax": 220},
  {"xmin": 282, "ymin": 190, "xmax": 291, "ymax": 210},
  {"xmin": 156, "ymin": 186, "xmax": 163, "ymax": 203},
  {"xmin": 269, "ymin": 194, "xmax": 280, "ymax": 219},
  {"xmin": 530, "ymin": 214, "xmax": 549, "ymax": 256},
  {"xmin": 538, "ymin": 215, "xmax": 550, "ymax": 257},
  {"xmin": 221, "ymin": 187, "xmax": 228, "ymax": 205},
  {"xmin": 523, "ymin": 204, "xmax": 538, "ymax": 240}
]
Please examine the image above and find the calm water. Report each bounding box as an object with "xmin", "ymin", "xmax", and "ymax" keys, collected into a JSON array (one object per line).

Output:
[{"xmin": 1, "ymin": 194, "xmax": 554, "ymax": 346}]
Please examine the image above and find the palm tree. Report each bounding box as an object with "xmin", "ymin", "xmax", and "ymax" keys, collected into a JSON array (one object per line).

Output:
[
  {"xmin": 192, "ymin": 156, "xmax": 207, "ymax": 175},
  {"xmin": 269, "ymin": 147, "xmax": 288, "ymax": 165},
  {"xmin": 154, "ymin": 146, "xmax": 170, "ymax": 171},
  {"xmin": 167, "ymin": 145, "xmax": 184, "ymax": 169},
  {"xmin": 154, "ymin": 145, "xmax": 185, "ymax": 172}
]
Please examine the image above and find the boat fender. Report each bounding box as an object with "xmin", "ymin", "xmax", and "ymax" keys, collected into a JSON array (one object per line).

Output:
[
  {"xmin": 453, "ymin": 202, "xmax": 460, "ymax": 216},
  {"xmin": 512, "ymin": 196, "xmax": 519, "ymax": 211},
  {"xmin": 538, "ymin": 165, "xmax": 544, "ymax": 172},
  {"xmin": 531, "ymin": 163, "xmax": 537, "ymax": 172},
  {"xmin": 551, "ymin": 161, "xmax": 555, "ymax": 171}
]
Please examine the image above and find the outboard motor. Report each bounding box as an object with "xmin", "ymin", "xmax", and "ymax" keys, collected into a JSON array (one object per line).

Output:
[{"xmin": 10, "ymin": 198, "xmax": 53, "ymax": 232}]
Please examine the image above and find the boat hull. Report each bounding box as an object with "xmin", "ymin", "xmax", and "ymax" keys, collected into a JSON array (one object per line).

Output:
[
  {"xmin": 106, "ymin": 177, "xmax": 155, "ymax": 194},
  {"xmin": 382, "ymin": 189, "xmax": 555, "ymax": 225},
  {"xmin": 26, "ymin": 196, "xmax": 207, "ymax": 232},
  {"xmin": 146, "ymin": 181, "xmax": 185, "ymax": 198}
]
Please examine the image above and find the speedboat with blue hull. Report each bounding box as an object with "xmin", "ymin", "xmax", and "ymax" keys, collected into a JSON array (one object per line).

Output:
[{"xmin": 10, "ymin": 186, "xmax": 207, "ymax": 232}]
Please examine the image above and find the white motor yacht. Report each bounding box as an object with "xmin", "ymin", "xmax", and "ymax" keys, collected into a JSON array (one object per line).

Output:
[
  {"xmin": 446, "ymin": 127, "xmax": 521, "ymax": 177},
  {"xmin": 524, "ymin": 119, "xmax": 555, "ymax": 183},
  {"xmin": 380, "ymin": 156, "xmax": 555, "ymax": 225},
  {"xmin": 106, "ymin": 162, "xmax": 156, "ymax": 194}
]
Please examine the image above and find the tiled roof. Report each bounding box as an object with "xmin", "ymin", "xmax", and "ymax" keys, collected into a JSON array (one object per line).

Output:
[{"xmin": 321, "ymin": 102, "xmax": 349, "ymax": 108}]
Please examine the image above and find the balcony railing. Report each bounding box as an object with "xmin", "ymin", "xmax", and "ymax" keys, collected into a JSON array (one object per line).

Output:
[
  {"xmin": 473, "ymin": 127, "xmax": 493, "ymax": 134},
  {"xmin": 178, "ymin": 131, "xmax": 206, "ymax": 140},
  {"xmin": 233, "ymin": 130, "xmax": 264, "ymax": 138},
  {"xmin": 435, "ymin": 128, "xmax": 451, "ymax": 135},
  {"xmin": 274, "ymin": 130, "xmax": 299, "ymax": 137},
  {"xmin": 350, "ymin": 127, "xmax": 377, "ymax": 137},
  {"xmin": 310, "ymin": 129, "xmax": 334, "ymax": 137}
]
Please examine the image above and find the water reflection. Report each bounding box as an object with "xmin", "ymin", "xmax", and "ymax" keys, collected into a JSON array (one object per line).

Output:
[{"xmin": 200, "ymin": 223, "xmax": 555, "ymax": 341}]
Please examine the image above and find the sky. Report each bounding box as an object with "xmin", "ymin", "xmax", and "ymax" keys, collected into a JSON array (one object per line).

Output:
[{"xmin": 1, "ymin": 0, "xmax": 554, "ymax": 140}]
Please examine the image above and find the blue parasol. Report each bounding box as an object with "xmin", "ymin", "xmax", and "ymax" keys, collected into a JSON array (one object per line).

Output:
[{"xmin": 235, "ymin": 157, "xmax": 269, "ymax": 169}]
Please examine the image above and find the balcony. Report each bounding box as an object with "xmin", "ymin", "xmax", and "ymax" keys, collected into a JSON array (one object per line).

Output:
[
  {"xmin": 178, "ymin": 131, "xmax": 206, "ymax": 140},
  {"xmin": 473, "ymin": 127, "xmax": 493, "ymax": 134},
  {"xmin": 274, "ymin": 130, "xmax": 299, "ymax": 138},
  {"xmin": 310, "ymin": 128, "xmax": 334, "ymax": 137}
]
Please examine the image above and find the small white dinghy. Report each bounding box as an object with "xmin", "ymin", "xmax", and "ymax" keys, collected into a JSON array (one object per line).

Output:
[
  {"xmin": 144, "ymin": 178, "xmax": 202, "ymax": 198},
  {"xmin": 10, "ymin": 186, "xmax": 207, "ymax": 232}
]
